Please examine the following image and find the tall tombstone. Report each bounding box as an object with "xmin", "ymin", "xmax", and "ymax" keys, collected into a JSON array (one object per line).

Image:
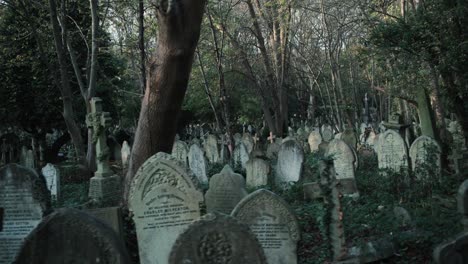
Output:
[
  {"xmin": 41, "ymin": 163, "xmax": 60, "ymax": 202},
  {"xmin": 24, "ymin": 150, "xmax": 35, "ymax": 169},
  {"xmin": 188, "ymin": 143, "xmax": 208, "ymax": 184},
  {"xmin": 233, "ymin": 142, "xmax": 249, "ymax": 169},
  {"xmin": 0, "ymin": 164, "xmax": 50, "ymax": 264},
  {"xmin": 171, "ymin": 139, "xmax": 189, "ymax": 167},
  {"xmin": 19, "ymin": 146, "xmax": 27, "ymax": 166},
  {"xmin": 203, "ymin": 134, "xmax": 220, "ymax": 164},
  {"xmin": 242, "ymin": 133, "xmax": 254, "ymax": 154},
  {"xmin": 231, "ymin": 189, "xmax": 300, "ymax": 264},
  {"xmin": 326, "ymin": 139, "xmax": 355, "ymax": 180},
  {"xmin": 169, "ymin": 213, "xmax": 267, "ymax": 264},
  {"xmin": 246, "ymin": 157, "xmax": 271, "ymax": 188},
  {"xmin": 308, "ymin": 130, "xmax": 322, "ymax": 153},
  {"xmin": 86, "ymin": 97, "xmax": 120, "ymax": 204},
  {"xmin": 205, "ymin": 165, "xmax": 247, "ymax": 215},
  {"xmin": 276, "ymin": 139, "xmax": 304, "ymax": 187},
  {"xmin": 121, "ymin": 140, "xmax": 131, "ymax": 168},
  {"xmin": 457, "ymin": 180, "xmax": 468, "ymax": 231},
  {"xmin": 129, "ymin": 152, "xmax": 204, "ymax": 264},
  {"xmin": 376, "ymin": 130, "xmax": 408, "ymax": 173},
  {"xmin": 15, "ymin": 208, "xmax": 131, "ymax": 264},
  {"xmin": 409, "ymin": 136, "xmax": 441, "ymax": 179}
]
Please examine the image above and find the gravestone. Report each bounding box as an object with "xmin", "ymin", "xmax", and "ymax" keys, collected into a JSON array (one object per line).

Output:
[
  {"xmin": 366, "ymin": 131, "xmax": 378, "ymax": 148},
  {"xmin": 246, "ymin": 157, "xmax": 271, "ymax": 188},
  {"xmin": 87, "ymin": 206, "xmax": 124, "ymax": 237},
  {"xmin": 231, "ymin": 189, "xmax": 300, "ymax": 264},
  {"xmin": 321, "ymin": 127, "xmax": 334, "ymax": 142},
  {"xmin": 41, "ymin": 163, "xmax": 60, "ymax": 202},
  {"xmin": 19, "ymin": 146, "xmax": 27, "ymax": 166},
  {"xmin": 266, "ymin": 142, "xmax": 281, "ymax": 160},
  {"xmin": 86, "ymin": 97, "xmax": 120, "ymax": 204},
  {"xmin": 334, "ymin": 133, "xmax": 342, "ymax": 140},
  {"xmin": 121, "ymin": 141, "xmax": 131, "ymax": 168},
  {"xmin": 326, "ymin": 139, "xmax": 355, "ymax": 180},
  {"xmin": 376, "ymin": 130, "xmax": 408, "ymax": 173},
  {"xmin": 458, "ymin": 180, "xmax": 468, "ymax": 231},
  {"xmin": 0, "ymin": 164, "xmax": 49, "ymax": 264},
  {"xmin": 233, "ymin": 133, "xmax": 242, "ymax": 144},
  {"xmin": 188, "ymin": 143, "xmax": 208, "ymax": 184},
  {"xmin": 205, "ymin": 165, "xmax": 247, "ymax": 215},
  {"xmin": 308, "ymin": 131, "xmax": 322, "ymax": 153},
  {"xmin": 242, "ymin": 133, "xmax": 254, "ymax": 154},
  {"xmin": 276, "ymin": 139, "xmax": 304, "ymax": 187},
  {"xmin": 169, "ymin": 212, "xmax": 267, "ymax": 264},
  {"xmin": 24, "ymin": 150, "xmax": 35, "ymax": 169},
  {"xmin": 15, "ymin": 208, "xmax": 131, "ymax": 264},
  {"xmin": 171, "ymin": 139, "xmax": 189, "ymax": 167},
  {"xmin": 233, "ymin": 142, "xmax": 249, "ymax": 169},
  {"xmin": 129, "ymin": 152, "xmax": 204, "ymax": 264},
  {"xmin": 409, "ymin": 136, "xmax": 441, "ymax": 179},
  {"xmin": 341, "ymin": 128, "xmax": 357, "ymax": 150},
  {"xmin": 204, "ymin": 134, "xmax": 220, "ymax": 164}
]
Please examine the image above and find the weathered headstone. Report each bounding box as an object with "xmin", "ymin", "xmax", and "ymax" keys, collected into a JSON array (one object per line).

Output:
[
  {"xmin": 322, "ymin": 127, "xmax": 334, "ymax": 142},
  {"xmin": 121, "ymin": 140, "xmax": 131, "ymax": 168},
  {"xmin": 233, "ymin": 133, "xmax": 242, "ymax": 144},
  {"xmin": 242, "ymin": 133, "xmax": 254, "ymax": 154},
  {"xmin": 87, "ymin": 206, "xmax": 124, "ymax": 237},
  {"xmin": 308, "ymin": 130, "xmax": 322, "ymax": 153},
  {"xmin": 41, "ymin": 163, "xmax": 60, "ymax": 202},
  {"xmin": 188, "ymin": 143, "xmax": 208, "ymax": 184},
  {"xmin": 341, "ymin": 128, "xmax": 357, "ymax": 150},
  {"xmin": 169, "ymin": 212, "xmax": 267, "ymax": 264},
  {"xmin": 458, "ymin": 180, "xmax": 468, "ymax": 231},
  {"xmin": 276, "ymin": 139, "xmax": 304, "ymax": 187},
  {"xmin": 231, "ymin": 189, "xmax": 300, "ymax": 264},
  {"xmin": 266, "ymin": 142, "xmax": 281, "ymax": 160},
  {"xmin": 205, "ymin": 165, "xmax": 247, "ymax": 215},
  {"xmin": 0, "ymin": 164, "xmax": 49, "ymax": 264},
  {"xmin": 409, "ymin": 136, "xmax": 441, "ymax": 179},
  {"xmin": 129, "ymin": 152, "xmax": 204, "ymax": 264},
  {"xmin": 246, "ymin": 157, "xmax": 271, "ymax": 188},
  {"xmin": 19, "ymin": 146, "xmax": 27, "ymax": 166},
  {"xmin": 171, "ymin": 139, "xmax": 189, "ymax": 167},
  {"xmin": 376, "ymin": 130, "xmax": 408, "ymax": 173},
  {"xmin": 24, "ymin": 150, "xmax": 35, "ymax": 169},
  {"xmin": 15, "ymin": 208, "xmax": 131, "ymax": 264},
  {"xmin": 203, "ymin": 134, "xmax": 220, "ymax": 164},
  {"xmin": 326, "ymin": 139, "xmax": 355, "ymax": 180},
  {"xmin": 233, "ymin": 142, "xmax": 249, "ymax": 169}
]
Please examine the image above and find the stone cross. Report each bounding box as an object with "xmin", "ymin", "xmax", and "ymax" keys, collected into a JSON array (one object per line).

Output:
[
  {"xmin": 267, "ymin": 132, "xmax": 276, "ymax": 144},
  {"xmin": 86, "ymin": 97, "xmax": 113, "ymax": 178}
]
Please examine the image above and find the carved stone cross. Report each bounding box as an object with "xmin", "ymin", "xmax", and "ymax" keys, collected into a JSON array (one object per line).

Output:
[{"xmin": 267, "ymin": 132, "xmax": 276, "ymax": 144}]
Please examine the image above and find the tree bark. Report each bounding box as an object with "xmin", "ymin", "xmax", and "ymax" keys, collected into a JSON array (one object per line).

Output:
[
  {"xmin": 138, "ymin": 0, "xmax": 147, "ymax": 95},
  {"xmin": 123, "ymin": 0, "xmax": 207, "ymax": 204}
]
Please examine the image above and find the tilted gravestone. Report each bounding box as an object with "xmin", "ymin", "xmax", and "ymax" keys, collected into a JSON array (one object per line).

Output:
[
  {"xmin": 203, "ymin": 134, "xmax": 220, "ymax": 164},
  {"xmin": 308, "ymin": 130, "xmax": 322, "ymax": 153},
  {"xmin": 169, "ymin": 212, "xmax": 267, "ymax": 264},
  {"xmin": 41, "ymin": 163, "xmax": 60, "ymax": 202},
  {"xmin": 171, "ymin": 139, "xmax": 189, "ymax": 167},
  {"xmin": 129, "ymin": 152, "xmax": 204, "ymax": 264},
  {"xmin": 376, "ymin": 130, "xmax": 408, "ymax": 173},
  {"xmin": 188, "ymin": 143, "xmax": 208, "ymax": 184},
  {"xmin": 15, "ymin": 208, "xmax": 131, "ymax": 264},
  {"xmin": 205, "ymin": 165, "xmax": 247, "ymax": 215},
  {"xmin": 276, "ymin": 139, "xmax": 304, "ymax": 188},
  {"xmin": 409, "ymin": 136, "xmax": 441, "ymax": 179},
  {"xmin": 231, "ymin": 189, "xmax": 300, "ymax": 264},
  {"xmin": 246, "ymin": 157, "xmax": 271, "ymax": 188},
  {"xmin": 0, "ymin": 164, "xmax": 50, "ymax": 264}
]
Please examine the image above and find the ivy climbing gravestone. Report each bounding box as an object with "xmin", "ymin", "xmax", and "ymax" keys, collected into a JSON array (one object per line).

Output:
[
  {"xmin": 231, "ymin": 189, "xmax": 300, "ymax": 264},
  {"xmin": 169, "ymin": 212, "xmax": 267, "ymax": 264},
  {"xmin": 0, "ymin": 164, "xmax": 50, "ymax": 264},
  {"xmin": 129, "ymin": 152, "xmax": 204, "ymax": 264}
]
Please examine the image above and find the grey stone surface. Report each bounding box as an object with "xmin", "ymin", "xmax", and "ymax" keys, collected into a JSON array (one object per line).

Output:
[
  {"xmin": 231, "ymin": 189, "xmax": 300, "ymax": 264},
  {"xmin": 86, "ymin": 206, "xmax": 124, "ymax": 238},
  {"xmin": 169, "ymin": 212, "xmax": 267, "ymax": 264},
  {"xmin": 121, "ymin": 141, "xmax": 131, "ymax": 168},
  {"xmin": 242, "ymin": 133, "xmax": 254, "ymax": 154},
  {"xmin": 308, "ymin": 131, "xmax": 322, "ymax": 153},
  {"xmin": 188, "ymin": 143, "xmax": 208, "ymax": 184},
  {"xmin": 409, "ymin": 136, "xmax": 441, "ymax": 179},
  {"xmin": 41, "ymin": 163, "xmax": 60, "ymax": 202},
  {"xmin": 326, "ymin": 139, "xmax": 355, "ymax": 180},
  {"xmin": 266, "ymin": 142, "xmax": 281, "ymax": 160},
  {"xmin": 129, "ymin": 152, "xmax": 204, "ymax": 264},
  {"xmin": 0, "ymin": 164, "xmax": 50, "ymax": 264},
  {"xmin": 205, "ymin": 165, "xmax": 247, "ymax": 215},
  {"xmin": 246, "ymin": 158, "xmax": 270, "ymax": 188},
  {"xmin": 376, "ymin": 130, "xmax": 408, "ymax": 173},
  {"xmin": 276, "ymin": 140, "xmax": 303, "ymax": 187},
  {"xmin": 171, "ymin": 139, "xmax": 189, "ymax": 167},
  {"xmin": 204, "ymin": 134, "xmax": 220, "ymax": 164},
  {"xmin": 233, "ymin": 142, "xmax": 249, "ymax": 169},
  {"xmin": 15, "ymin": 208, "xmax": 131, "ymax": 264}
]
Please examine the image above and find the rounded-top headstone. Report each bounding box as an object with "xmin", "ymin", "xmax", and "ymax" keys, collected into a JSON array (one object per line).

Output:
[
  {"xmin": 308, "ymin": 131, "xmax": 322, "ymax": 153},
  {"xmin": 409, "ymin": 136, "xmax": 441, "ymax": 179},
  {"xmin": 376, "ymin": 129, "xmax": 408, "ymax": 172},
  {"xmin": 325, "ymin": 139, "xmax": 355, "ymax": 180},
  {"xmin": 169, "ymin": 212, "xmax": 267, "ymax": 264},
  {"xmin": 321, "ymin": 128, "xmax": 334, "ymax": 142},
  {"xmin": 188, "ymin": 143, "xmax": 208, "ymax": 184},
  {"xmin": 15, "ymin": 208, "xmax": 131, "ymax": 264},
  {"xmin": 276, "ymin": 139, "xmax": 304, "ymax": 187},
  {"xmin": 231, "ymin": 189, "xmax": 300, "ymax": 264}
]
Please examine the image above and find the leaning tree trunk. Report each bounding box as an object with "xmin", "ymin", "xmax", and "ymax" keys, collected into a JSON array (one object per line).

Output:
[{"xmin": 123, "ymin": 0, "xmax": 206, "ymax": 205}]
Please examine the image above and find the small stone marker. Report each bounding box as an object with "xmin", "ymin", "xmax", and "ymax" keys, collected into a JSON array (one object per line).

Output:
[
  {"xmin": 276, "ymin": 139, "xmax": 304, "ymax": 187},
  {"xmin": 246, "ymin": 157, "xmax": 271, "ymax": 188},
  {"xmin": 129, "ymin": 152, "xmax": 204, "ymax": 264},
  {"xmin": 188, "ymin": 143, "xmax": 208, "ymax": 184},
  {"xmin": 308, "ymin": 130, "xmax": 322, "ymax": 153},
  {"xmin": 376, "ymin": 130, "xmax": 408, "ymax": 173},
  {"xmin": 326, "ymin": 139, "xmax": 355, "ymax": 180},
  {"xmin": 169, "ymin": 212, "xmax": 267, "ymax": 264},
  {"xmin": 409, "ymin": 136, "xmax": 441, "ymax": 179},
  {"xmin": 15, "ymin": 208, "xmax": 131, "ymax": 264},
  {"xmin": 0, "ymin": 164, "xmax": 50, "ymax": 264},
  {"xmin": 322, "ymin": 127, "xmax": 334, "ymax": 142},
  {"xmin": 87, "ymin": 206, "xmax": 124, "ymax": 237},
  {"xmin": 203, "ymin": 134, "xmax": 220, "ymax": 164},
  {"xmin": 121, "ymin": 141, "xmax": 131, "ymax": 168},
  {"xmin": 41, "ymin": 163, "xmax": 60, "ymax": 202},
  {"xmin": 171, "ymin": 139, "xmax": 189, "ymax": 167},
  {"xmin": 231, "ymin": 189, "xmax": 300, "ymax": 264},
  {"xmin": 205, "ymin": 165, "xmax": 247, "ymax": 215}
]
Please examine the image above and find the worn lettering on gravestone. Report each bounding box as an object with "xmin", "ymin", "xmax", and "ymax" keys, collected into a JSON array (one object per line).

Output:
[
  {"xmin": 246, "ymin": 157, "xmax": 271, "ymax": 188},
  {"xmin": 129, "ymin": 152, "xmax": 204, "ymax": 264},
  {"xmin": 232, "ymin": 189, "xmax": 300, "ymax": 264},
  {"xmin": 376, "ymin": 130, "xmax": 408, "ymax": 173},
  {"xmin": 276, "ymin": 139, "xmax": 304, "ymax": 187},
  {"xmin": 326, "ymin": 139, "xmax": 355, "ymax": 180},
  {"xmin": 41, "ymin": 163, "xmax": 60, "ymax": 202},
  {"xmin": 0, "ymin": 164, "xmax": 49, "ymax": 264},
  {"xmin": 188, "ymin": 143, "xmax": 208, "ymax": 184},
  {"xmin": 171, "ymin": 139, "xmax": 189, "ymax": 167},
  {"xmin": 169, "ymin": 213, "xmax": 267, "ymax": 264},
  {"xmin": 15, "ymin": 208, "xmax": 131, "ymax": 264},
  {"xmin": 409, "ymin": 136, "xmax": 441, "ymax": 179},
  {"xmin": 205, "ymin": 165, "xmax": 247, "ymax": 215}
]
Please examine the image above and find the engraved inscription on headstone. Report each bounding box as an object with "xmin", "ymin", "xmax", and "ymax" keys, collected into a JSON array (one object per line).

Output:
[{"xmin": 376, "ymin": 130, "xmax": 408, "ymax": 173}]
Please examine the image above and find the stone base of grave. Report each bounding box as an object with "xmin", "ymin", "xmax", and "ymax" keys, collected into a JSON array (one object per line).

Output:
[{"xmin": 88, "ymin": 175, "xmax": 121, "ymax": 205}]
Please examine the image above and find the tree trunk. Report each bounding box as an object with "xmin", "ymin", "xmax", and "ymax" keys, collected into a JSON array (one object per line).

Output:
[
  {"xmin": 123, "ymin": 0, "xmax": 206, "ymax": 205},
  {"xmin": 138, "ymin": 0, "xmax": 147, "ymax": 95}
]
